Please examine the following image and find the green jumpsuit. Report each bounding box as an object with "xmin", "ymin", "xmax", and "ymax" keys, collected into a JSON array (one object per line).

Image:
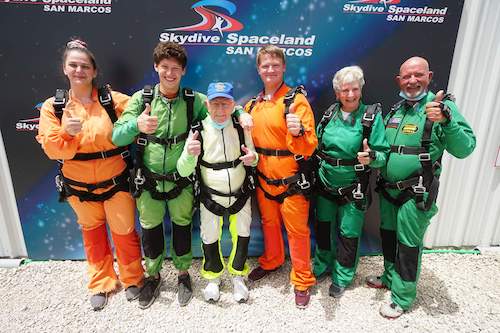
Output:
[
  {"xmin": 112, "ymin": 85, "xmax": 207, "ymax": 276},
  {"xmin": 313, "ymin": 102, "xmax": 390, "ymax": 288},
  {"xmin": 379, "ymin": 91, "xmax": 475, "ymax": 310}
]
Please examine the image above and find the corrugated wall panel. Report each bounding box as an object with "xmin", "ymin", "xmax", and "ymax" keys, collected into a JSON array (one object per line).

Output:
[
  {"xmin": 0, "ymin": 130, "xmax": 27, "ymax": 257},
  {"xmin": 424, "ymin": 0, "xmax": 500, "ymax": 247}
]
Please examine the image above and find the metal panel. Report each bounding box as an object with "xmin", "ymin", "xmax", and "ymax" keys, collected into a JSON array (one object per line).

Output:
[
  {"xmin": 424, "ymin": 0, "xmax": 500, "ymax": 247},
  {"xmin": 0, "ymin": 130, "xmax": 27, "ymax": 258}
]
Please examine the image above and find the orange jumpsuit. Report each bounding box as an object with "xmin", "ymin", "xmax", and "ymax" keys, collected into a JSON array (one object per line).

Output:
[
  {"xmin": 245, "ymin": 84, "xmax": 317, "ymax": 290},
  {"xmin": 37, "ymin": 89, "xmax": 144, "ymax": 294}
]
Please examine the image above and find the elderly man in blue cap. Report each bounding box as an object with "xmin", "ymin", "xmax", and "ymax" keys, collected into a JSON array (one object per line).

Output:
[{"xmin": 177, "ymin": 82, "xmax": 258, "ymax": 303}]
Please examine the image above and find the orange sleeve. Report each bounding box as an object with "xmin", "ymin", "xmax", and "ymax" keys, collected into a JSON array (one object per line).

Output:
[
  {"xmin": 285, "ymin": 94, "xmax": 318, "ymax": 157},
  {"xmin": 111, "ymin": 91, "xmax": 130, "ymax": 117},
  {"xmin": 36, "ymin": 98, "xmax": 81, "ymax": 160}
]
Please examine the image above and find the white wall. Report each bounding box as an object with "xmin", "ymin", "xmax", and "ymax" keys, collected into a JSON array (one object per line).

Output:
[
  {"xmin": 0, "ymin": 129, "xmax": 27, "ymax": 258},
  {"xmin": 424, "ymin": 0, "xmax": 500, "ymax": 247}
]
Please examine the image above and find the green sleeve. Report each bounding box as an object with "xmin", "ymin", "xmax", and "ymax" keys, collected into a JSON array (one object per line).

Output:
[
  {"xmin": 112, "ymin": 91, "xmax": 143, "ymax": 146},
  {"xmin": 176, "ymin": 143, "xmax": 198, "ymax": 177},
  {"xmin": 439, "ymin": 101, "xmax": 476, "ymax": 159},
  {"xmin": 368, "ymin": 112, "xmax": 390, "ymax": 168}
]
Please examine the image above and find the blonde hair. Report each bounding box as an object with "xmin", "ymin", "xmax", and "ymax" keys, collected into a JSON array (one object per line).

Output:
[
  {"xmin": 256, "ymin": 45, "xmax": 286, "ymax": 66},
  {"xmin": 332, "ymin": 65, "xmax": 365, "ymax": 92}
]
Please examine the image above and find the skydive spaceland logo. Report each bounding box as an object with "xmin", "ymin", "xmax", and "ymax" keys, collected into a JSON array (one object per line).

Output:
[
  {"xmin": 1, "ymin": 0, "xmax": 113, "ymax": 15},
  {"xmin": 160, "ymin": 0, "xmax": 316, "ymax": 57},
  {"xmin": 16, "ymin": 103, "xmax": 41, "ymax": 132},
  {"xmin": 344, "ymin": 0, "xmax": 449, "ymax": 23}
]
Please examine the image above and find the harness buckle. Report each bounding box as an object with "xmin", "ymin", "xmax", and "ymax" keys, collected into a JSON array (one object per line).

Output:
[
  {"xmin": 55, "ymin": 175, "xmax": 64, "ymax": 193},
  {"xmin": 137, "ymin": 137, "xmax": 147, "ymax": 146},
  {"xmin": 183, "ymin": 89, "xmax": 195, "ymax": 97},
  {"xmin": 396, "ymin": 181, "xmax": 406, "ymax": 191},
  {"xmin": 112, "ymin": 176, "xmax": 119, "ymax": 186},
  {"xmin": 57, "ymin": 159, "xmax": 64, "ymax": 164},
  {"xmin": 100, "ymin": 151, "xmax": 107, "ymax": 159},
  {"xmin": 142, "ymin": 87, "xmax": 153, "ymax": 100},
  {"xmin": 99, "ymin": 92, "xmax": 112, "ymax": 105},
  {"xmin": 120, "ymin": 150, "xmax": 130, "ymax": 159},
  {"xmin": 134, "ymin": 169, "xmax": 146, "ymax": 186},
  {"xmin": 171, "ymin": 136, "xmax": 178, "ymax": 145},
  {"xmin": 171, "ymin": 172, "xmax": 179, "ymax": 182},
  {"xmin": 412, "ymin": 176, "xmax": 426, "ymax": 194},
  {"xmin": 321, "ymin": 109, "xmax": 333, "ymax": 123},
  {"xmin": 397, "ymin": 145, "xmax": 405, "ymax": 154},
  {"xmin": 354, "ymin": 164, "xmax": 365, "ymax": 171},
  {"xmin": 297, "ymin": 173, "xmax": 311, "ymax": 190},
  {"xmin": 362, "ymin": 112, "xmax": 375, "ymax": 122},
  {"xmin": 418, "ymin": 153, "xmax": 431, "ymax": 162},
  {"xmin": 352, "ymin": 183, "xmax": 364, "ymax": 200},
  {"xmin": 294, "ymin": 154, "xmax": 304, "ymax": 162},
  {"xmin": 248, "ymin": 175, "xmax": 256, "ymax": 191}
]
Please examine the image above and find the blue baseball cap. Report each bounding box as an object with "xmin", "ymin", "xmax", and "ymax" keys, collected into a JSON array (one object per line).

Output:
[{"xmin": 207, "ymin": 82, "xmax": 234, "ymax": 101}]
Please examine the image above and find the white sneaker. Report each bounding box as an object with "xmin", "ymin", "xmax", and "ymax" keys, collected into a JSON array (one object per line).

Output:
[
  {"xmin": 203, "ymin": 278, "xmax": 220, "ymax": 302},
  {"xmin": 232, "ymin": 276, "xmax": 249, "ymax": 303},
  {"xmin": 379, "ymin": 302, "xmax": 405, "ymax": 319}
]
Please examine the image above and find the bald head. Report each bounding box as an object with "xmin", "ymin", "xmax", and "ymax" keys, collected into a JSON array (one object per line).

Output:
[
  {"xmin": 397, "ymin": 56, "xmax": 433, "ymax": 100},
  {"xmin": 400, "ymin": 56, "xmax": 430, "ymax": 75}
]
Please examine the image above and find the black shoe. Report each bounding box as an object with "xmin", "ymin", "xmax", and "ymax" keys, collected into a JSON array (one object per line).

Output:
[
  {"xmin": 329, "ymin": 283, "xmax": 345, "ymax": 298},
  {"xmin": 90, "ymin": 292, "xmax": 108, "ymax": 311},
  {"xmin": 125, "ymin": 285, "xmax": 141, "ymax": 301},
  {"xmin": 248, "ymin": 266, "xmax": 279, "ymax": 282},
  {"xmin": 138, "ymin": 275, "xmax": 161, "ymax": 309},
  {"xmin": 177, "ymin": 273, "xmax": 193, "ymax": 307}
]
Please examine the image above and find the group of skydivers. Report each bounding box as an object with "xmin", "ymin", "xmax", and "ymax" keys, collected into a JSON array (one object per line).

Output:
[{"xmin": 36, "ymin": 39, "xmax": 476, "ymax": 319}]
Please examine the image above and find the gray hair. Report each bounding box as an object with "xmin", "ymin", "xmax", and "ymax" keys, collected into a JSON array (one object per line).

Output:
[{"xmin": 332, "ymin": 66, "xmax": 365, "ymax": 92}]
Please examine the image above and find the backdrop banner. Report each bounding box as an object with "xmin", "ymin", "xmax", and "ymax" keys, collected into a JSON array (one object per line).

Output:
[{"xmin": 0, "ymin": 0, "xmax": 464, "ymax": 259}]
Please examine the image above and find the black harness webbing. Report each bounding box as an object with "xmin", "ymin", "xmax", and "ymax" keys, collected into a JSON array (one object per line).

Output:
[
  {"xmin": 193, "ymin": 115, "xmax": 256, "ymax": 216},
  {"xmin": 314, "ymin": 103, "xmax": 380, "ymax": 209},
  {"xmin": 52, "ymin": 85, "xmax": 131, "ymax": 202},
  {"xmin": 377, "ymin": 93, "xmax": 453, "ymax": 211},
  {"xmin": 247, "ymin": 86, "xmax": 314, "ymax": 203},
  {"xmin": 130, "ymin": 86, "xmax": 195, "ymax": 200}
]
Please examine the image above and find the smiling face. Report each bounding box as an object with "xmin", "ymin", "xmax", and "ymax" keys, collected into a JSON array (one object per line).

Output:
[
  {"xmin": 397, "ymin": 57, "xmax": 433, "ymax": 99},
  {"xmin": 207, "ymin": 97, "xmax": 235, "ymax": 124},
  {"xmin": 154, "ymin": 57, "xmax": 186, "ymax": 94},
  {"xmin": 257, "ymin": 53, "xmax": 286, "ymax": 90},
  {"xmin": 336, "ymin": 81, "xmax": 361, "ymax": 112},
  {"xmin": 63, "ymin": 49, "xmax": 97, "ymax": 89}
]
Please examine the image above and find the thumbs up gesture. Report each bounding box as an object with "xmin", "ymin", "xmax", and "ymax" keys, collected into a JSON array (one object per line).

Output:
[
  {"xmin": 425, "ymin": 90, "xmax": 446, "ymax": 123},
  {"xmin": 239, "ymin": 144, "xmax": 256, "ymax": 166},
  {"xmin": 62, "ymin": 108, "xmax": 82, "ymax": 136},
  {"xmin": 357, "ymin": 138, "xmax": 372, "ymax": 165},
  {"xmin": 286, "ymin": 103, "xmax": 302, "ymax": 136},
  {"xmin": 186, "ymin": 130, "xmax": 201, "ymax": 156},
  {"xmin": 137, "ymin": 103, "xmax": 158, "ymax": 134}
]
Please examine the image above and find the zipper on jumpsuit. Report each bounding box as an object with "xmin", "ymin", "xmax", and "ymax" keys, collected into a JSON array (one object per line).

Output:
[
  {"xmin": 220, "ymin": 128, "xmax": 233, "ymax": 206},
  {"xmin": 162, "ymin": 100, "xmax": 173, "ymax": 193}
]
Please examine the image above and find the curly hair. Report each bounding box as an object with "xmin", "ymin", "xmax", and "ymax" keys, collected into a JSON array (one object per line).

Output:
[{"xmin": 153, "ymin": 42, "xmax": 187, "ymax": 68}]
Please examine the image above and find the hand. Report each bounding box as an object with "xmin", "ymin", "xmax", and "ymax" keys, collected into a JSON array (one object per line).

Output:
[
  {"xmin": 286, "ymin": 103, "xmax": 302, "ymax": 136},
  {"xmin": 137, "ymin": 103, "xmax": 158, "ymax": 134},
  {"xmin": 357, "ymin": 139, "xmax": 372, "ymax": 165},
  {"xmin": 62, "ymin": 109, "xmax": 82, "ymax": 136},
  {"xmin": 186, "ymin": 130, "xmax": 201, "ymax": 156},
  {"xmin": 425, "ymin": 90, "xmax": 446, "ymax": 123},
  {"xmin": 239, "ymin": 144, "xmax": 256, "ymax": 166},
  {"xmin": 238, "ymin": 112, "xmax": 254, "ymax": 130}
]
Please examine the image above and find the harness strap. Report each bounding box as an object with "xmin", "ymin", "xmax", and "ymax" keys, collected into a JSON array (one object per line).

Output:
[
  {"xmin": 71, "ymin": 146, "xmax": 130, "ymax": 161},
  {"xmin": 255, "ymin": 147, "xmax": 293, "ymax": 157}
]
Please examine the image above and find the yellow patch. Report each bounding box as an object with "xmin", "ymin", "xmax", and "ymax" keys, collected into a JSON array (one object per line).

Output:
[{"xmin": 402, "ymin": 124, "xmax": 418, "ymax": 134}]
